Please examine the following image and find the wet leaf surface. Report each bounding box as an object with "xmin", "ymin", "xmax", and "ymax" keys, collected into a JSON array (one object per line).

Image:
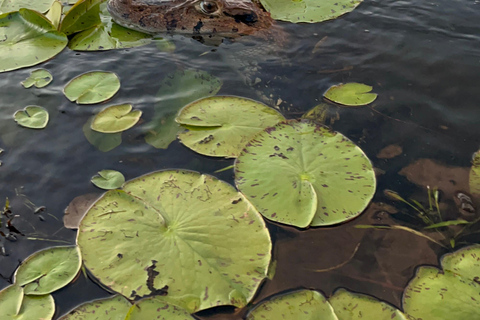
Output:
[
  {"xmin": 91, "ymin": 170, "xmax": 125, "ymax": 190},
  {"xmin": 21, "ymin": 69, "xmax": 53, "ymax": 88},
  {"xmin": 63, "ymin": 71, "xmax": 120, "ymax": 104},
  {"xmin": 324, "ymin": 83, "xmax": 378, "ymax": 106},
  {"xmin": 14, "ymin": 106, "xmax": 49, "ymax": 129},
  {"xmin": 92, "ymin": 104, "xmax": 142, "ymax": 133}
]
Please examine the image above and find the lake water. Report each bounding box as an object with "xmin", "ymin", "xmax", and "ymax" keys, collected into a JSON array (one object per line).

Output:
[{"xmin": 0, "ymin": 0, "xmax": 479, "ymax": 318}]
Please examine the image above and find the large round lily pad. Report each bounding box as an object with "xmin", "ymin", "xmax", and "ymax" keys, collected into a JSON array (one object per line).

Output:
[
  {"xmin": 63, "ymin": 71, "xmax": 120, "ymax": 104},
  {"xmin": 403, "ymin": 244, "xmax": 480, "ymax": 320},
  {"xmin": 77, "ymin": 170, "xmax": 272, "ymax": 313},
  {"xmin": 324, "ymin": 83, "xmax": 378, "ymax": 106},
  {"xmin": 176, "ymin": 96, "xmax": 285, "ymax": 158},
  {"xmin": 0, "ymin": 9, "xmax": 68, "ymax": 73},
  {"xmin": 235, "ymin": 119, "xmax": 376, "ymax": 228},
  {"xmin": 59, "ymin": 295, "xmax": 132, "ymax": 320},
  {"xmin": 14, "ymin": 246, "xmax": 81, "ymax": 295},
  {"xmin": 92, "ymin": 104, "xmax": 142, "ymax": 133},
  {"xmin": 259, "ymin": 0, "xmax": 363, "ymax": 23},
  {"xmin": 0, "ymin": 285, "xmax": 55, "ymax": 320}
]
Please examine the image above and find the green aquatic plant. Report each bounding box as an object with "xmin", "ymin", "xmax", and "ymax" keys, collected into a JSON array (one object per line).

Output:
[
  {"xmin": 14, "ymin": 106, "xmax": 49, "ymax": 129},
  {"xmin": 59, "ymin": 295, "xmax": 132, "ymax": 320},
  {"xmin": 91, "ymin": 104, "xmax": 142, "ymax": 133},
  {"xmin": 0, "ymin": 0, "xmax": 55, "ymax": 14},
  {"xmin": 63, "ymin": 71, "xmax": 120, "ymax": 104},
  {"xmin": 0, "ymin": 285, "xmax": 55, "ymax": 320},
  {"xmin": 324, "ymin": 83, "xmax": 378, "ymax": 106},
  {"xmin": 91, "ymin": 170, "xmax": 125, "ymax": 189},
  {"xmin": 83, "ymin": 116, "xmax": 122, "ymax": 152},
  {"xmin": 21, "ymin": 69, "xmax": 53, "ymax": 88}
]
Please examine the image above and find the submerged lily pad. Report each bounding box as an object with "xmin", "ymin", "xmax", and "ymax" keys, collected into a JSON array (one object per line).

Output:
[
  {"xmin": 403, "ymin": 244, "xmax": 480, "ymax": 320},
  {"xmin": 59, "ymin": 295, "xmax": 132, "ymax": 320},
  {"xmin": 92, "ymin": 104, "xmax": 142, "ymax": 133},
  {"xmin": 469, "ymin": 150, "xmax": 480, "ymax": 195},
  {"xmin": 0, "ymin": 9, "xmax": 68, "ymax": 73},
  {"xmin": 246, "ymin": 289, "xmax": 337, "ymax": 319},
  {"xmin": 14, "ymin": 246, "xmax": 81, "ymax": 295},
  {"xmin": 235, "ymin": 119, "xmax": 376, "ymax": 228},
  {"xmin": 77, "ymin": 170, "xmax": 271, "ymax": 312},
  {"xmin": 126, "ymin": 298, "xmax": 195, "ymax": 320},
  {"xmin": 64, "ymin": 71, "xmax": 120, "ymax": 104},
  {"xmin": 259, "ymin": 0, "xmax": 362, "ymax": 23},
  {"xmin": 91, "ymin": 170, "xmax": 125, "ymax": 190},
  {"xmin": 324, "ymin": 83, "xmax": 377, "ymax": 106},
  {"xmin": 14, "ymin": 106, "xmax": 49, "ymax": 129},
  {"xmin": 83, "ymin": 116, "xmax": 122, "ymax": 152},
  {"xmin": 21, "ymin": 69, "xmax": 53, "ymax": 88},
  {"xmin": 0, "ymin": 285, "xmax": 55, "ymax": 320},
  {"xmin": 0, "ymin": 0, "xmax": 55, "ymax": 14},
  {"xmin": 176, "ymin": 96, "xmax": 285, "ymax": 158}
]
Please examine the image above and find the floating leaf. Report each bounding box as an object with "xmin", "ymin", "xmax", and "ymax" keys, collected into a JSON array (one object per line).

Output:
[
  {"xmin": 235, "ymin": 119, "xmax": 376, "ymax": 228},
  {"xmin": 329, "ymin": 289, "xmax": 407, "ymax": 319},
  {"xmin": 126, "ymin": 298, "xmax": 195, "ymax": 320},
  {"xmin": 59, "ymin": 295, "xmax": 132, "ymax": 320},
  {"xmin": 14, "ymin": 106, "xmax": 49, "ymax": 129},
  {"xmin": 60, "ymin": 0, "xmax": 102, "ymax": 36},
  {"xmin": 0, "ymin": 0, "xmax": 55, "ymax": 14},
  {"xmin": 91, "ymin": 104, "xmax": 142, "ymax": 133},
  {"xmin": 14, "ymin": 246, "xmax": 81, "ymax": 295},
  {"xmin": 0, "ymin": 285, "xmax": 55, "ymax": 320},
  {"xmin": 91, "ymin": 170, "xmax": 125, "ymax": 190},
  {"xmin": 246, "ymin": 289, "xmax": 337, "ymax": 319},
  {"xmin": 45, "ymin": 0, "xmax": 62, "ymax": 29},
  {"xmin": 403, "ymin": 244, "xmax": 480, "ymax": 320},
  {"xmin": 176, "ymin": 96, "xmax": 285, "ymax": 158},
  {"xmin": 0, "ymin": 9, "xmax": 68, "ymax": 73},
  {"xmin": 63, "ymin": 71, "xmax": 120, "ymax": 104},
  {"xmin": 77, "ymin": 170, "xmax": 271, "ymax": 312},
  {"xmin": 21, "ymin": 69, "xmax": 53, "ymax": 88},
  {"xmin": 145, "ymin": 69, "xmax": 222, "ymax": 149},
  {"xmin": 324, "ymin": 83, "xmax": 377, "ymax": 106},
  {"xmin": 83, "ymin": 116, "xmax": 122, "ymax": 152},
  {"xmin": 259, "ymin": 0, "xmax": 363, "ymax": 23},
  {"xmin": 64, "ymin": 193, "xmax": 101, "ymax": 229},
  {"xmin": 469, "ymin": 150, "xmax": 480, "ymax": 195}
]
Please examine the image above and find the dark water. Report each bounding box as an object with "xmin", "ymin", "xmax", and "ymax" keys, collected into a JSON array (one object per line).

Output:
[{"xmin": 0, "ymin": 0, "xmax": 479, "ymax": 318}]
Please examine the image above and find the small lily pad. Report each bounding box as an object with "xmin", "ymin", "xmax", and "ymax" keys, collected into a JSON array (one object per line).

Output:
[
  {"xmin": 324, "ymin": 83, "xmax": 378, "ymax": 106},
  {"xmin": 14, "ymin": 106, "xmax": 49, "ymax": 129},
  {"xmin": 0, "ymin": 0, "xmax": 55, "ymax": 14},
  {"xmin": 0, "ymin": 285, "xmax": 55, "ymax": 320},
  {"xmin": 235, "ymin": 119, "xmax": 376, "ymax": 228},
  {"xmin": 83, "ymin": 116, "xmax": 122, "ymax": 152},
  {"xmin": 91, "ymin": 170, "xmax": 125, "ymax": 190},
  {"xmin": 176, "ymin": 96, "xmax": 285, "ymax": 158},
  {"xmin": 14, "ymin": 246, "xmax": 82, "ymax": 295},
  {"xmin": 63, "ymin": 71, "xmax": 120, "ymax": 104},
  {"xmin": 21, "ymin": 69, "xmax": 53, "ymax": 88},
  {"xmin": 0, "ymin": 9, "xmax": 68, "ymax": 73},
  {"xmin": 91, "ymin": 104, "xmax": 142, "ymax": 133},
  {"xmin": 469, "ymin": 150, "xmax": 480, "ymax": 195},
  {"xmin": 59, "ymin": 295, "xmax": 132, "ymax": 320},
  {"xmin": 126, "ymin": 298, "xmax": 195, "ymax": 320}
]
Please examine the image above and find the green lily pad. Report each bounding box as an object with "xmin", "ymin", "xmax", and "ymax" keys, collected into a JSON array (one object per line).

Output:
[
  {"xmin": 14, "ymin": 246, "xmax": 81, "ymax": 295},
  {"xmin": 14, "ymin": 106, "xmax": 49, "ymax": 129},
  {"xmin": 324, "ymin": 83, "xmax": 378, "ymax": 106},
  {"xmin": 329, "ymin": 289, "xmax": 407, "ymax": 319},
  {"xmin": 91, "ymin": 104, "xmax": 142, "ymax": 133},
  {"xmin": 0, "ymin": 9, "xmax": 68, "ymax": 73},
  {"xmin": 77, "ymin": 170, "xmax": 271, "ymax": 312},
  {"xmin": 60, "ymin": 0, "xmax": 102, "ymax": 36},
  {"xmin": 0, "ymin": 0, "xmax": 55, "ymax": 14},
  {"xmin": 91, "ymin": 170, "xmax": 125, "ymax": 190},
  {"xmin": 0, "ymin": 285, "xmax": 55, "ymax": 320},
  {"xmin": 176, "ymin": 96, "xmax": 285, "ymax": 158},
  {"xmin": 235, "ymin": 119, "xmax": 376, "ymax": 228},
  {"xmin": 126, "ymin": 298, "xmax": 195, "ymax": 320},
  {"xmin": 59, "ymin": 295, "xmax": 132, "ymax": 320},
  {"xmin": 83, "ymin": 116, "xmax": 122, "ymax": 152},
  {"xmin": 145, "ymin": 69, "xmax": 222, "ymax": 149},
  {"xmin": 21, "ymin": 69, "xmax": 53, "ymax": 88},
  {"xmin": 469, "ymin": 150, "xmax": 480, "ymax": 195},
  {"xmin": 63, "ymin": 71, "xmax": 120, "ymax": 104},
  {"xmin": 246, "ymin": 289, "xmax": 337, "ymax": 319},
  {"xmin": 259, "ymin": 0, "xmax": 363, "ymax": 23},
  {"xmin": 45, "ymin": 0, "xmax": 62, "ymax": 29},
  {"xmin": 403, "ymin": 244, "xmax": 480, "ymax": 320}
]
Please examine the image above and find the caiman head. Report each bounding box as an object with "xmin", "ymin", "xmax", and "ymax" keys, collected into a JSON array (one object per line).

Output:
[{"xmin": 107, "ymin": 0, "xmax": 274, "ymax": 37}]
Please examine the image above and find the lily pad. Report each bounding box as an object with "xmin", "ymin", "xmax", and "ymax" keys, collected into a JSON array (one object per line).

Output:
[
  {"xmin": 246, "ymin": 289, "xmax": 337, "ymax": 319},
  {"xmin": 145, "ymin": 69, "xmax": 222, "ymax": 149},
  {"xmin": 403, "ymin": 244, "xmax": 480, "ymax": 320},
  {"xmin": 83, "ymin": 116, "xmax": 122, "ymax": 152},
  {"xmin": 14, "ymin": 246, "xmax": 81, "ymax": 295},
  {"xmin": 0, "ymin": 9, "xmax": 68, "ymax": 73},
  {"xmin": 59, "ymin": 295, "xmax": 132, "ymax": 320},
  {"xmin": 235, "ymin": 119, "xmax": 376, "ymax": 228},
  {"xmin": 21, "ymin": 69, "xmax": 53, "ymax": 88},
  {"xmin": 0, "ymin": 285, "xmax": 55, "ymax": 320},
  {"xmin": 64, "ymin": 193, "xmax": 101, "ymax": 229},
  {"xmin": 45, "ymin": 0, "xmax": 62, "ymax": 29},
  {"xmin": 63, "ymin": 71, "xmax": 120, "ymax": 104},
  {"xmin": 329, "ymin": 289, "xmax": 407, "ymax": 319},
  {"xmin": 0, "ymin": 0, "xmax": 55, "ymax": 14},
  {"xmin": 91, "ymin": 104, "xmax": 142, "ymax": 133},
  {"xmin": 324, "ymin": 83, "xmax": 377, "ymax": 106},
  {"xmin": 259, "ymin": 0, "xmax": 363, "ymax": 23},
  {"xmin": 60, "ymin": 0, "xmax": 102, "ymax": 36},
  {"xmin": 126, "ymin": 298, "xmax": 195, "ymax": 320},
  {"xmin": 176, "ymin": 96, "xmax": 285, "ymax": 158},
  {"xmin": 14, "ymin": 106, "xmax": 49, "ymax": 129},
  {"xmin": 77, "ymin": 170, "xmax": 271, "ymax": 312},
  {"xmin": 91, "ymin": 170, "xmax": 125, "ymax": 190},
  {"xmin": 469, "ymin": 150, "xmax": 480, "ymax": 195}
]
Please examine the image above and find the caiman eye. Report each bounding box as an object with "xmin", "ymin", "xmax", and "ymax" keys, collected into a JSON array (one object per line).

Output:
[{"xmin": 200, "ymin": 0, "xmax": 219, "ymax": 14}]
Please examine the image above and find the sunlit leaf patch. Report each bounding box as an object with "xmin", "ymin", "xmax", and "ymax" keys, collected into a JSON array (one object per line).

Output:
[
  {"xmin": 59, "ymin": 295, "xmax": 132, "ymax": 320},
  {"xmin": 324, "ymin": 83, "xmax": 378, "ymax": 106},
  {"xmin": 91, "ymin": 170, "xmax": 125, "ymax": 190},
  {"xmin": 0, "ymin": 285, "xmax": 55, "ymax": 320},
  {"xmin": 91, "ymin": 104, "xmax": 142, "ymax": 133},
  {"xmin": 63, "ymin": 71, "xmax": 120, "ymax": 104},
  {"xmin": 176, "ymin": 96, "xmax": 285, "ymax": 158},
  {"xmin": 235, "ymin": 119, "xmax": 376, "ymax": 228},
  {"xmin": 45, "ymin": 0, "xmax": 62, "ymax": 29},
  {"xmin": 14, "ymin": 106, "xmax": 49, "ymax": 129}
]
